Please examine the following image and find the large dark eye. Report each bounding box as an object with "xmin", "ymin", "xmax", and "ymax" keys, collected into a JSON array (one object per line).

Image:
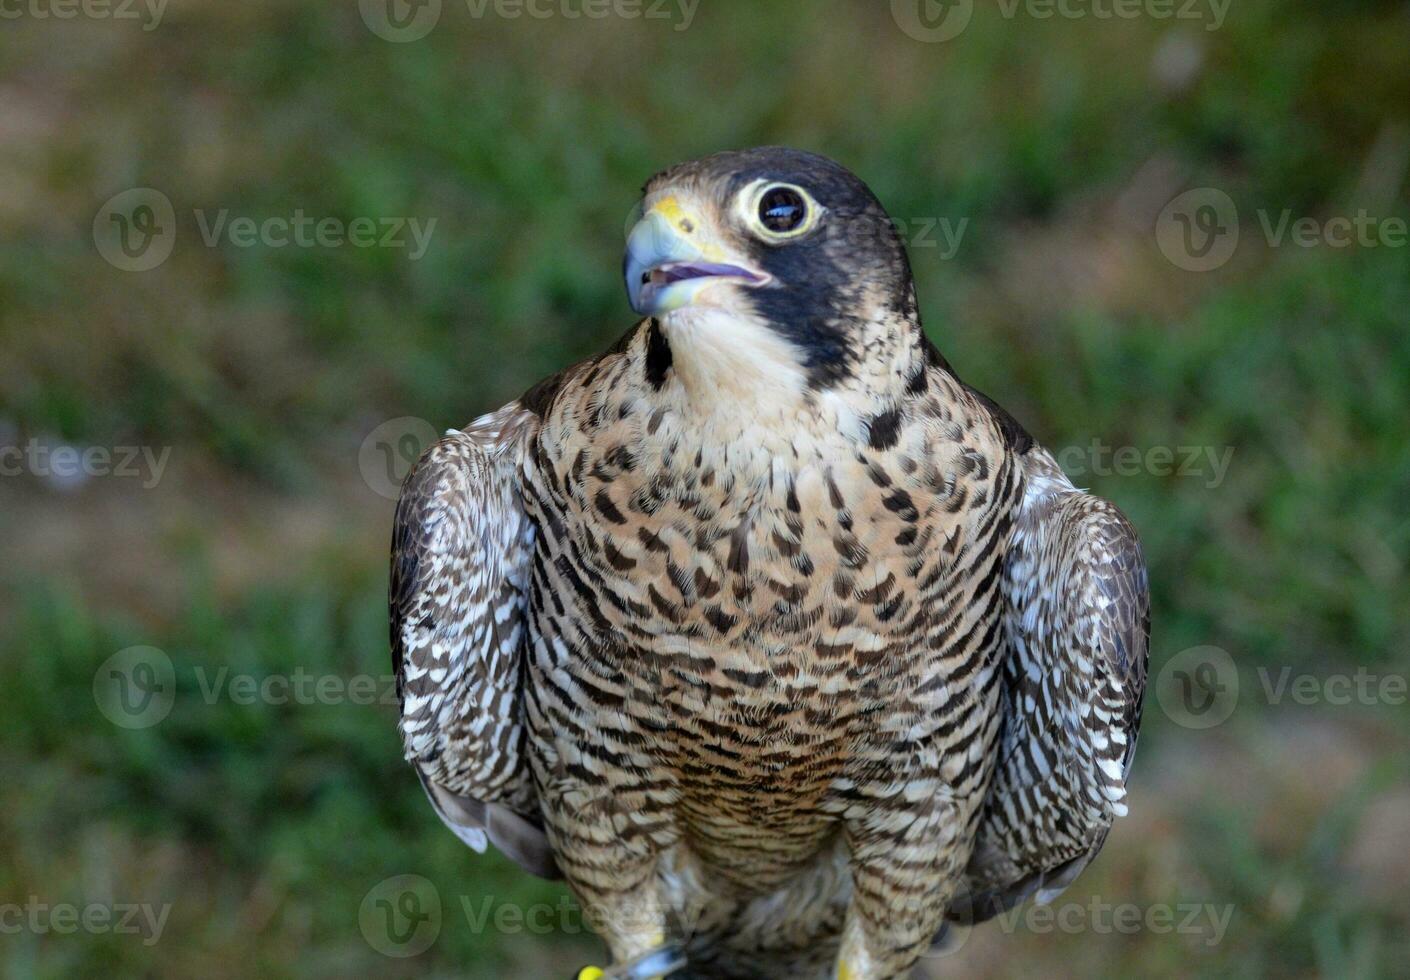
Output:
[{"xmin": 759, "ymin": 186, "xmax": 809, "ymax": 234}]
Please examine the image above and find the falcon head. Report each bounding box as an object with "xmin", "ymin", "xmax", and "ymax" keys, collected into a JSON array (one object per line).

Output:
[{"xmin": 625, "ymin": 147, "xmax": 918, "ymax": 388}]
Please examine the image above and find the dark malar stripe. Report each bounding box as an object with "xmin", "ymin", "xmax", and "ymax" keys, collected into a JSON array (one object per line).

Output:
[{"xmin": 644, "ymin": 318, "xmax": 673, "ymax": 389}]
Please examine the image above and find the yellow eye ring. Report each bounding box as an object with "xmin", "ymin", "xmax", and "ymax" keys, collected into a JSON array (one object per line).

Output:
[{"xmin": 740, "ymin": 181, "xmax": 824, "ymax": 242}]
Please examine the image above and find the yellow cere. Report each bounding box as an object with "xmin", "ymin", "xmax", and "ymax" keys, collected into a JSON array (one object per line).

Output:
[
  {"xmin": 649, "ymin": 195, "xmax": 692, "ymax": 232},
  {"xmin": 647, "ymin": 196, "xmax": 727, "ymax": 264},
  {"xmin": 576, "ymin": 968, "xmax": 605, "ymax": 980}
]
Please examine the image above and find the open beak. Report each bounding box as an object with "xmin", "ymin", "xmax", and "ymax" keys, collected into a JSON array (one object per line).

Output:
[{"xmin": 624, "ymin": 197, "xmax": 768, "ymax": 316}]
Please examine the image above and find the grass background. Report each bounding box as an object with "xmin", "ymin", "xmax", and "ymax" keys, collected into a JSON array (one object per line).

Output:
[{"xmin": 1, "ymin": 1, "xmax": 1408, "ymax": 977}]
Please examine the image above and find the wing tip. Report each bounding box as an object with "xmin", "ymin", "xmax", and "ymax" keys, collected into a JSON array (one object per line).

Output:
[{"xmin": 451, "ymin": 825, "xmax": 490, "ymax": 853}]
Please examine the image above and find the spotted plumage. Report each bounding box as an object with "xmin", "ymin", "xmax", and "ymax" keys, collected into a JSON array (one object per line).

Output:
[{"xmin": 390, "ymin": 148, "xmax": 1149, "ymax": 980}]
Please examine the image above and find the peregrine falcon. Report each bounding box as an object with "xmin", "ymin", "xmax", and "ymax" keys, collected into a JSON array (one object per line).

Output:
[{"xmin": 390, "ymin": 147, "xmax": 1149, "ymax": 980}]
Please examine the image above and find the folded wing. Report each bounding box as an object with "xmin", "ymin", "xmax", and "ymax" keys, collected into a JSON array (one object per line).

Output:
[
  {"xmin": 952, "ymin": 449, "xmax": 1149, "ymax": 922},
  {"xmin": 390, "ymin": 405, "xmax": 560, "ymax": 879}
]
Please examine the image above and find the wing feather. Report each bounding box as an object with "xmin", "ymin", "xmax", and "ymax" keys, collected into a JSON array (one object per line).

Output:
[
  {"xmin": 390, "ymin": 404, "xmax": 560, "ymax": 879},
  {"xmin": 951, "ymin": 448, "xmax": 1149, "ymax": 924}
]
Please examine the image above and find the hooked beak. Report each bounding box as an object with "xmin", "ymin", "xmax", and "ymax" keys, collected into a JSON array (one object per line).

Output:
[{"xmin": 624, "ymin": 196, "xmax": 768, "ymax": 316}]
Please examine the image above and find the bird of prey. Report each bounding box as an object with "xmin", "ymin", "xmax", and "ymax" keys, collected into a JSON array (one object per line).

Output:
[{"xmin": 390, "ymin": 147, "xmax": 1149, "ymax": 980}]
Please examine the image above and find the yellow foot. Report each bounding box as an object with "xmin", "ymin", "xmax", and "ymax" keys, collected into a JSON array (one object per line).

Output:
[{"xmin": 576, "ymin": 944, "xmax": 687, "ymax": 980}]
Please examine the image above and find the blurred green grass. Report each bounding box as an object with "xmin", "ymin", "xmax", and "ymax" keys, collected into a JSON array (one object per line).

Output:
[{"xmin": 1, "ymin": 0, "xmax": 1408, "ymax": 977}]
